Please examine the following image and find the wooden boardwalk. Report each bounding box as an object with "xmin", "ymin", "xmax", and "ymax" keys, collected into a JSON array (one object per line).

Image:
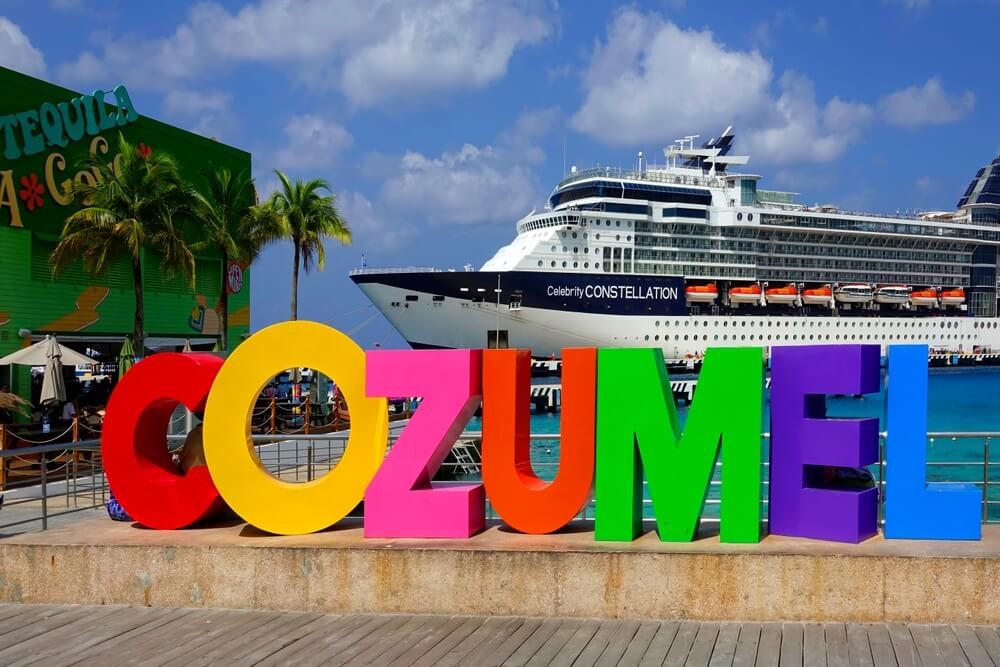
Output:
[{"xmin": 0, "ymin": 604, "xmax": 998, "ymax": 665}]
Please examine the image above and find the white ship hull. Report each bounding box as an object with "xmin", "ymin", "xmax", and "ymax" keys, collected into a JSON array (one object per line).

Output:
[{"xmin": 355, "ymin": 279, "xmax": 1000, "ymax": 359}]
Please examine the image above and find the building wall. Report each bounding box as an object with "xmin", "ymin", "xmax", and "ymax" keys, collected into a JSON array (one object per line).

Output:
[{"xmin": 0, "ymin": 67, "xmax": 252, "ymax": 394}]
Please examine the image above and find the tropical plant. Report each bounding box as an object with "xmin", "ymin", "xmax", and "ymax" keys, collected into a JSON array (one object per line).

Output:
[
  {"xmin": 191, "ymin": 168, "xmax": 284, "ymax": 350},
  {"xmin": 51, "ymin": 133, "xmax": 196, "ymax": 356},
  {"xmin": 0, "ymin": 391, "xmax": 31, "ymax": 418},
  {"xmin": 267, "ymin": 171, "xmax": 352, "ymax": 320}
]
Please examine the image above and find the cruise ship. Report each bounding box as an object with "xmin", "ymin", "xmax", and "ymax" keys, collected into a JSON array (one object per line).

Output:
[{"xmin": 351, "ymin": 128, "xmax": 1000, "ymax": 359}]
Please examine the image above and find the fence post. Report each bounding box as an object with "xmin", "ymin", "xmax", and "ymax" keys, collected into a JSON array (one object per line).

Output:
[
  {"xmin": 72, "ymin": 415, "xmax": 79, "ymax": 443},
  {"xmin": 307, "ymin": 445, "xmax": 314, "ymax": 482},
  {"xmin": 0, "ymin": 424, "xmax": 5, "ymax": 498},
  {"xmin": 40, "ymin": 452, "xmax": 48, "ymax": 531},
  {"xmin": 304, "ymin": 396, "xmax": 311, "ymax": 435},
  {"xmin": 270, "ymin": 397, "xmax": 277, "ymax": 434},
  {"xmin": 984, "ymin": 437, "xmax": 991, "ymax": 523}
]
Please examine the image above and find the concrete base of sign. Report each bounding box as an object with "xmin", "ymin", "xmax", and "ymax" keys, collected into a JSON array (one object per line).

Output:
[{"xmin": 2, "ymin": 517, "xmax": 1000, "ymax": 623}]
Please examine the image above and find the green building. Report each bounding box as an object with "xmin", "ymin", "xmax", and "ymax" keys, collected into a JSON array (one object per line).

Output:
[{"xmin": 0, "ymin": 67, "xmax": 252, "ymax": 401}]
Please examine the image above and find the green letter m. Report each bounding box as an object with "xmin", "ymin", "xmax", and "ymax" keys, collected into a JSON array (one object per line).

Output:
[{"xmin": 594, "ymin": 347, "xmax": 764, "ymax": 543}]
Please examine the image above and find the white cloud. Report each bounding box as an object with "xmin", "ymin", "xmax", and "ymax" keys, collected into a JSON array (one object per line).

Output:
[
  {"xmin": 56, "ymin": 0, "xmax": 553, "ymax": 108},
  {"xmin": 378, "ymin": 108, "xmax": 555, "ymax": 225},
  {"xmin": 338, "ymin": 191, "xmax": 415, "ymax": 252},
  {"xmin": 273, "ymin": 115, "xmax": 353, "ymax": 169},
  {"xmin": 0, "ymin": 18, "xmax": 46, "ymax": 77},
  {"xmin": 878, "ymin": 78, "xmax": 975, "ymax": 127},
  {"xmin": 885, "ymin": 0, "xmax": 930, "ymax": 11},
  {"xmin": 745, "ymin": 73, "xmax": 873, "ymax": 163},
  {"xmin": 161, "ymin": 89, "xmax": 234, "ymax": 140},
  {"xmin": 570, "ymin": 9, "xmax": 871, "ymax": 164}
]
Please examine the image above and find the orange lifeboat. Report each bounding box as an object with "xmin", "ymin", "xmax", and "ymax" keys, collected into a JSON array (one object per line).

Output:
[
  {"xmin": 911, "ymin": 288, "xmax": 938, "ymax": 308},
  {"xmin": 729, "ymin": 284, "xmax": 762, "ymax": 305},
  {"xmin": 940, "ymin": 287, "xmax": 966, "ymax": 306},
  {"xmin": 765, "ymin": 284, "xmax": 798, "ymax": 305},
  {"xmin": 802, "ymin": 286, "xmax": 832, "ymax": 305},
  {"xmin": 685, "ymin": 283, "xmax": 718, "ymax": 303}
]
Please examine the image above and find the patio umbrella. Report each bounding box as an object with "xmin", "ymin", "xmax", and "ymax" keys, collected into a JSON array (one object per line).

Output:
[
  {"xmin": 182, "ymin": 338, "xmax": 192, "ymax": 353},
  {"xmin": 0, "ymin": 335, "xmax": 96, "ymax": 367},
  {"xmin": 39, "ymin": 336, "xmax": 67, "ymax": 406},
  {"xmin": 212, "ymin": 339, "xmax": 222, "ymax": 353},
  {"xmin": 118, "ymin": 336, "xmax": 135, "ymax": 380}
]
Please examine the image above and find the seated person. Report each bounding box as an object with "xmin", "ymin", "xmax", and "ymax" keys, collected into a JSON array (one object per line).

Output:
[{"xmin": 172, "ymin": 423, "xmax": 206, "ymax": 473}]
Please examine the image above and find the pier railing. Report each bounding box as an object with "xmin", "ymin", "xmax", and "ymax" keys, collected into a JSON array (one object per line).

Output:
[{"xmin": 1, "ymin": 430, "xmax": 998, "ymax": 533}]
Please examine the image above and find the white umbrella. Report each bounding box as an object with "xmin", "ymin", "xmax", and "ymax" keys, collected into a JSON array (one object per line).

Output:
[
  {"xmin": 0, "ymin": 336, "xmax": 96, "ymax": 367},
  {"xmin": 39, "ymin": 337, "xmax": 66, "ymax": 406},
  {"xmin": 182, "ymin": 338, "xmax": 192, "ymax": 353}
]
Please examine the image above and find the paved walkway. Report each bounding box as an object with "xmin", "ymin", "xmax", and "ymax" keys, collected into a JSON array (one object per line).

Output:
[{"xmin": 0, "ymin": 604, "xmax": 997, "ymax": 665}]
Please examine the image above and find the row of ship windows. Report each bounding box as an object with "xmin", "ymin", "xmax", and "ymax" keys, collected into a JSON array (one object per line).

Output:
[
  {"xmin": 760, "ymin": 215, "xmax": 1000, "ymax": 241},
  {"xmin": 651, "ymin": 318, "xmax": 984, "ymax": 329},
  {"xmin": 549, "ymin": 237, "xmax": 632, "ymax": 254},
  {"xmin": 643, "ymin": 333, "xmax": 975, "ymax": 343}
]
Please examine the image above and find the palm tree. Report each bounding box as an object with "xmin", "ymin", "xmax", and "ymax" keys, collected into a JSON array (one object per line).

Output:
[
  {"xmin": 267, "ymin": 171, "xmax": 352, "ymax": 320},
  {"xmin": 51, "ymin": 134, "xmax": 196, "ymax": 356},
  {"xmin": 191, "ymin": 168, "xmax": 284, "ymax": 350}
]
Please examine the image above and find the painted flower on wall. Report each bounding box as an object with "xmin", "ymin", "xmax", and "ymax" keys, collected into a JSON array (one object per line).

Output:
[
  {"xmin": 17, "ymin": 174, "xmax": 44, "ymax": 211},
  {"xmin": 136, "ymin": 143, "xmax": 152, "ymax": 160}
]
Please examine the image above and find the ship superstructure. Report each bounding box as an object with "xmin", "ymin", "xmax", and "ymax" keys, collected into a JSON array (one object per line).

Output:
[{"xmin": 351, "ymin": 128, "xmax": 1000, "ymax": 358}]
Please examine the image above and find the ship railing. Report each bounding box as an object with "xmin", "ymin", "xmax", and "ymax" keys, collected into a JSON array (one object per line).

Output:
[
  {"xmin": 348, "ymin": 266, "xmax": 442, "ymax": 276},
  {"xmin": 557, "ymin": 166, "xmax": 727, "ymax": 190},
  {"xmin": 7, "ymin": 430, "xmax": 1000, "ymax": 534}
]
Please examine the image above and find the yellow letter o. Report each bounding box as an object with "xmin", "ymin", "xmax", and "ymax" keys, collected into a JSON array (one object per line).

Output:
[{"xmin": 203, "ymin": 321, "xmax": 388, "ymax": 535}]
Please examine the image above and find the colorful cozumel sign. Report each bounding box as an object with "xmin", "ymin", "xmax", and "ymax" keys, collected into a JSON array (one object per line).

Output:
[{"xmin": 101, "ymin": 321, "xmax": 982, "ymax": 543}]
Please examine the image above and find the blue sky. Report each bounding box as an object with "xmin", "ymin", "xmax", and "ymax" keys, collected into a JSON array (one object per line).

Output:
[{"xmin": 0, "ymin": 0, "xmax": 993, "ymax": 347}]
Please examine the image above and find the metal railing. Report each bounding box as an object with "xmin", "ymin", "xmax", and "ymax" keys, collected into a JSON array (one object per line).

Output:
[{"xmin": 3, "ymin": 430, "xmax": 999, "ymax": 533}]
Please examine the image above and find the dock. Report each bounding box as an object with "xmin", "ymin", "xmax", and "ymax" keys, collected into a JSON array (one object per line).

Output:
[{"xmin": 0, "ymin": 604, "xmax": 996, "ymax": 665}]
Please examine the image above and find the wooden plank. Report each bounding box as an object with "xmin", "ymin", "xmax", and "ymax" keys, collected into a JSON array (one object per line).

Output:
[
  {"xmin": 709, "ymin": 622, "xmax": 741, "ymax": 667},
  {"xmin": 320, "ymin": 613, "xmax": 417, "ymax": 667},
  {"xmin": 757, "ymin": 622, "xmax": 782, "ymax": 666},
  {"xmin": 255, "ymin": 614, "xmax": 373, "ymax": 666},
  {"xmin": 952, "ymin": 626, "xmax": 995, "ymax": 667},
  {"xmin": 0, "ymin": 605, "xmax": 123, "ymax": 664},
  {"xmin": 732, "ymin": 622, "xmax": 761, "ymax": 667},
  {"xmin": 0, "ymin": 606, "xmax": 79, "ymax": 648},
  {"xmin": 888, "ymin": 623, "xmax": 921, "ymax": 667},
  {"xmin": 780, "ymin": 623, "xmax": 804, "ymax": 667},
  {"xmin": 364, "ymin": 615, "xmax": 453, "ymax": 667},
  {"xmin": 0, "ymin": 606, "xmax": 100, "ymax": 654},
  {"xmin": 279, "ymin": 614, "xmax": 388, "ymax": 667},
  {"xmin": 69, "ymin": 607, "xmax": 196, "ymax": 664},
  {"xmin": 556, "ymin": 619, "xmax": 620, "ymax": 667},
  {"xmin": 234, "ymin": 612, "xmax": 332, "ymax": 665},
  {"xmin": 524, "ymin": 619, "xmax": 585, "ymax": 667},
  {"xmin": 909, "ymin": 624, "xmax": 946, "ymax": 667},
  {"xmin": 639, "ymin": 621, "xmax": 680, "ymax": 667},
  {"xmin": 932, "ymin": 625, "xmax": 972, "ymax": 667},
  {"xmin": 438, "ymin": 616, "xmax": 514, "ymax": 667},
  {"xmin": 825, "ymin": 623, "xmax": 850, "ymax": 667},
  {"xmin": 973, "ymin": 627, "xmax": 1000, "ymax": 664},
  {"xmin": 595, "ymin": 619, "xmax": 642, "ymax": 667},
  {"xmin": 865, "ymin": 624, "xmax": 898, "ymax": 667},
  {"xmin": 503, "ymin": 617, "xmax": 563, "ymax": 667},
  {"xmin": 354, "ymin": 615, "xmax": 438, "ymax": 665},
  {"xmin": 663, "ymin": 621, "xmax": 700, "ymax": 666},
  {"xmin": 846, "ymin": 624, "xmax": 874, "ymax": 667},
  {"xmin": 148, "ymin": 609, "xmax": 289, "ymax": 666},
  {"xmin": 7, "ymin": 606, "xmax": 159, "ymax": 666},
  {"xmin": 171, "ymin": 608, "xmax": 295, "ymax": 666},
  {"xmin": 615, "ymin": 620, "xmax": 661, "ymax": 667},
  {"xmin": 391, "ymin": 616, "xmax": 479, "ymax": 667},
  {"xmin": 803, "ymin": 623, "xmax": 827, "ymax": 667},
  {"xmin": 461, "ymin": 617, "xmax": 530, "ymax": 666},
  {"xmin": 548, "ymin": 619, "xmax": 601, "ymax": 667},
  {"xmin": 407, "ymin": 616, "xmax": 485, "ymax": 667},
  {"xmin": 83, "ymin": 608, "xmax": 208, "ymax": 665},
  {"xmin": 476, "ymin": 617, "xmax": 544, "ymax": 667},
  {"xmin": 684, "ymin": 621, "xmax": 720, "ymax": 667}
]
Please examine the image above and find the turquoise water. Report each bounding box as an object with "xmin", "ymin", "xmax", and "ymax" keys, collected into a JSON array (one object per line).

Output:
[{"xmin": 462, "ymin": 367, "xmax": 1000, "ymax": 520}]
